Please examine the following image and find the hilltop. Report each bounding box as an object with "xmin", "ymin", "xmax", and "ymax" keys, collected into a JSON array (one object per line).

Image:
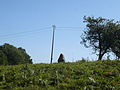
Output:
[{"xmin": 0, "ymin": 60, "xmax": 120, "ymax": 89}]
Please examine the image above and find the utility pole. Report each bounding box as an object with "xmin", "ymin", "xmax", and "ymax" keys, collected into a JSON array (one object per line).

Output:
[{"xmin": 50, "ymin": 25, "xmax": 56, "ymax": 64}]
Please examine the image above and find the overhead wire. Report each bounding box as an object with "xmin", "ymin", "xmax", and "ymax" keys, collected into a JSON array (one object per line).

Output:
[
  {"xmin": 0, "ymin": 27, "xmax": 51, "ymax": 39},
  {"xmin": 57, "ymin": 27, "xmax": 81, "ymax": 28},
  {"xmin": 0, "ymin": 26, "xmax": 83, "ymax": 40}
]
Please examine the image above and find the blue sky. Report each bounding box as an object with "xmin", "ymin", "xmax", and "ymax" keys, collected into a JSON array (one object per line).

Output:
[{"xmin": 0, "ymin": 0, "xmax": 120, "ymax": 63}]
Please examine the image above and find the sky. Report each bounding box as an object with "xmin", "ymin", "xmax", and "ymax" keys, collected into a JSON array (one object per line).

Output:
[{"xmin": 0, "ymin": 0, "xmax": 120, "ymax": 63}]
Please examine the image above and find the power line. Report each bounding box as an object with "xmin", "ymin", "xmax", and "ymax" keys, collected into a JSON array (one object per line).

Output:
[
  {"xmin": 0, "ymin": 26, "xmax": 83, "ymax": 39},
  {"xmin": 0, "ymin": 27, "xmax": 51, "ymax": 38},
  {"xmin": 57, "ymin": 27, "xmax": 81, "ymax": 29},
  {"xmin": 56, "ymin": 29, "xmax": 82, "ymax": 31},
  {"xmin": 0, "ymin": 31, "xmax": 50, "ymax": 40},
  {"xmin": 55, "ymin": 27, "xmax": 83, "ymax": 31}
]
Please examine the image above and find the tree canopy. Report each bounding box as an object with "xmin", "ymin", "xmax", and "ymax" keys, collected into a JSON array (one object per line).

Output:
[
  {"xmin": 0, "ymin": 43, "xmax": 32, "ymax": 65},
  {"xmin": 81, "ymin": 16, "xmax": 120, "ymax": 60}
]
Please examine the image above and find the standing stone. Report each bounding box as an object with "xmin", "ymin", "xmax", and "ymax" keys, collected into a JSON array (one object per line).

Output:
[{"xmin": 58, "ymin": 53, "xmax": 65, "ymax": 63}]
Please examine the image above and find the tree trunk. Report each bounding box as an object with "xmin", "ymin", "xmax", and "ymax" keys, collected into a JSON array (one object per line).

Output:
[
  {"xmin": 98, "ymin": 50, "xmax": 107, "ymax": 60},
  {"xmin": 98, "ymin": 32, "xmax": 102, "ymax": 60},
  {"xmin": 98, "ymin": 41, "xmax": 103, "ymax": 60},
  {"xmin": 98, "ymin": 54, "xmax": 103, "ymax": 60}
]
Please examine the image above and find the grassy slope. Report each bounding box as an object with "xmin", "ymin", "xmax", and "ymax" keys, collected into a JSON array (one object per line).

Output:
[{"xmin": 0, "ymin": 60, "xmax": 120, "ymax": 90}]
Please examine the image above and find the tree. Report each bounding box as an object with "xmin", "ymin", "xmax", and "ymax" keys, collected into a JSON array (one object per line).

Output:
[
  {"xmin": 18, "ymin": 47, "xmax": 32, "ymax": 64},
  {"xmin": 1, "ymin": 43, "xmax": 22, "ymax": 65},
  {"xmin": 110, "ymin": 25, "xmax": 120, "ymax": 59},
  {"xmin": 0, "ymin": 50, "xmax": 8, "ymax": 65},
  {"xmin": 0, "ymin": 43, "xmax": 32, "ymax": 65},
  {"xmin": 81, "ymin": 16, "xmax": 118, "ymax": 60}
]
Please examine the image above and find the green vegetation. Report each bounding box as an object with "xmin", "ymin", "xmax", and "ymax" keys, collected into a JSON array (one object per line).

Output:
[
  {"xmin": 81, "ymin": 16, "xmax": 120, "ymax": 60},
  {"xmin": 0, "ymin": 43, "xmax": 32, "ymax": 65},
  {"xmin": 0, "ymin": 60, "xmax": 120, "ymax": 89}
]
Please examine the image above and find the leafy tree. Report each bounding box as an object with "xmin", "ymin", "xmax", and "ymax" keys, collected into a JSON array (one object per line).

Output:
[
  {"xmin": 0, "ymin": 50, "xmax": 8, "ymax": 65},
  {"xmin": 81, "ymin": 16, "xmax": 119, "ymax": 60},
  {"xmin": 1, "ymin": 43, "xmax": 23, "ymax": 65},
  {"xmin": 0, "ymin": 43, "xmax": 32, "ymax": 65},
  {"xmin": 18, "ymin": 47, "xmax": 32, "ymax": 64},
  {"xmin": 111, "ymin": 26, "xmax": 120, "ymax": 59}
]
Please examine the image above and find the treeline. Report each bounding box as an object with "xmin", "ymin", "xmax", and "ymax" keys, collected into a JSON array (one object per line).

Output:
[
  {"xmin": 81, "ymin": 16, "xmax": 120, "ymax": 60},
  {"xmin": 0, "ymin": 43, "xmax": 32, "ymax": 65}
]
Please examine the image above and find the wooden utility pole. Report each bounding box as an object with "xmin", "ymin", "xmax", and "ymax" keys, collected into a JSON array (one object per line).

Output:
[{"xmin": 50, "ymin": 25, "xmax": 56, "ymax": 64}]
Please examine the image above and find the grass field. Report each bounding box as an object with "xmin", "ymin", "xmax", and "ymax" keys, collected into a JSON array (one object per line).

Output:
[{"xmin": 0, "ymin": 60, "xmax": 120, "ymax": 90}]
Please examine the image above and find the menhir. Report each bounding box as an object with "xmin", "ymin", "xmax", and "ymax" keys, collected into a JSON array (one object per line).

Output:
[{"xmin": 58, "ymin": 53, "xmax": 65, "ymax": 63}]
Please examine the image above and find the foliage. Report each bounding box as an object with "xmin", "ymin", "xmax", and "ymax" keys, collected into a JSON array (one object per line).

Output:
[
  {"xmin": 18, "ymin": 47, "xmax": 32, "ymax": 64},
  {"xmin": 0, "ymin": 43, "xmax": 32, "ymax": 65},
  {"xmin": 0, "ymin": 50, "xmax": 8, "ymax": 65},
  {"xmin": 81, "ymin": 16, "xmax": 120, "ymax": 60},
  {"xmin": 0, "ymin": 60, "xmax": 120, "ymax": 89},
  {"xmin": 111, "ymin": 27, "xmax": 120, "ymax": 59}
]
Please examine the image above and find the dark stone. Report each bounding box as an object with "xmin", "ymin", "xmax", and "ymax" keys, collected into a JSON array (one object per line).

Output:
[{"xmin": 58, "ymin": 53, "xmax": 65, "ymax": 63}]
